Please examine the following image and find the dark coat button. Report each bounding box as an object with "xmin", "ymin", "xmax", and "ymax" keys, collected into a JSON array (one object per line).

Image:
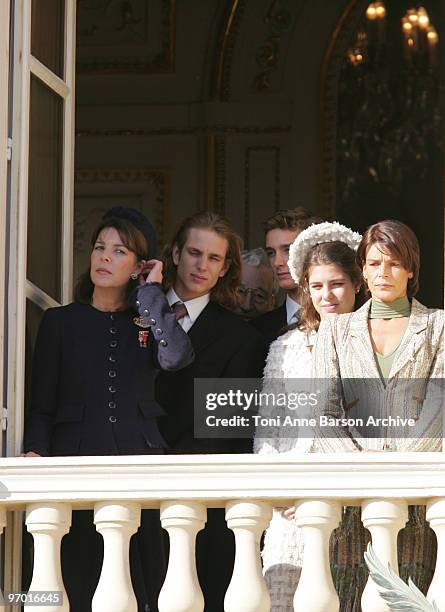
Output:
[
  {"xmin": 109, "ymin": 415, "xmax": 117, "ymax": 423},
  {"xmin": 144, "ymin": 309, "xmax": 150, "ymax": 316},
  {"xmin": 109, "ymin": 385, "xmax": 116, "ymax": 393},
  {"xmin": 109, "ymin": 355, "xmax": 116, "ymax": 363},
  {"xmin": 110, "ymin": 314, "xmax": 115, "ymax": 321},
  {"xmin": 109, "ymin": 327, "xmax": 117, "ymax": 334},
  {"xmin": 110, "ymin": 340, "xmax": 118, "ymax": 348},
  {"xmin": 155, "ymin": 328, "xmax": 163, "ymax": 335},
  {"xmin": 109, "ymin": 370, "xmax": 116, "ymax": 378},
  {"xmin": 149, "ymin": 318, "xmax": 156, "ymax": 325},
  {"xmin": 109, "ymin": 401, "xmax": 116, "ymax": 409},
  {"xmin": 135, "ymin": 300, "xmax": 140, "ymax": 307},
  {"xmin": 159, "ymin": 339, "xmax": 168, "ymax": 347}
]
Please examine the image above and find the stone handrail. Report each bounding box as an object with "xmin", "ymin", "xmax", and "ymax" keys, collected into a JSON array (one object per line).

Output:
[{"xmin": 0, "ymin": 453, "xmax": 444, "ymax": 611}]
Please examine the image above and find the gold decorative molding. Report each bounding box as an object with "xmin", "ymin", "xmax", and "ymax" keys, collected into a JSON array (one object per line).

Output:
[
  {"xmin": 76, "ymin": 167, "xmax": 165, "ymax": 183},
  {"xmin": 76, "ymin": 125, "xmax": 291, "ymax": 138},
  {"xmin": 244, "ymin": 146, "xmax": 280, "ymax": 247},
  {"xmin": 75, "ymin": 167, "xmax": 169, "ymax": 249},
  {"xmin": 213, "ymin": 0, "xmax": 246, "ymax": 101},
  {"xmin": 77, "ymin": 0, "xmax": 175, "ymax": 74},
  {"xmin": 252, "ymin": 0, "xmax": 302, "ymax": 93},
  {"xmin": 320, "ymin": 0, "xmax": 369, "ymax": 219}
]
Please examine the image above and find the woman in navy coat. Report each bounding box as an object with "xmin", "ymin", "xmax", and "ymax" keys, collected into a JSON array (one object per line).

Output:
[{"xmin": 24, "ymin": 207, "xmax": 194, "ymax": 611}]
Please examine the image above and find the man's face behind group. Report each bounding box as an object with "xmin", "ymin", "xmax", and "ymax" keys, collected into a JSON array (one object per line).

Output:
[
  {"xmin": 173, "ymin": 228, "xmax": 229, "ymax": 301},
  {"xmin": 265, "ymin": 228, "xmax": 300, "ymax": 291},
  {"xmin": 235, "ymin": 262, "xmax": 275, "ymax": 320}
]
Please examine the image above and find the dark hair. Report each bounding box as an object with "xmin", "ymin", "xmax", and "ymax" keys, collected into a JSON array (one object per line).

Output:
[
  {"xmin": 74, "ymin": 217, "xmax": 149, "ymax": 305},
  {"xmin": 103, "ymin": 206, "xmax": 157, "ymax": 259},
  {"xmin": 162, "ymin": 211, "xmax": 242, "ymax": 310},
  {"xmin": 263, "ymin": 207, "xmax": 322, "ymax": 234},
  {"xmin": 298, "ymin": 241, "xmax": 363, "ymax": 332},
  {"xmin": 356, "ymin": 220, "xmax": 420, "ymax": 297}
]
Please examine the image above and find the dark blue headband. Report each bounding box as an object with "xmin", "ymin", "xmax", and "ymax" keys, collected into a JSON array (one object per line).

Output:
[{"xmin": 103, "ymin": 207, "xmax": 157, "ymax": 259}]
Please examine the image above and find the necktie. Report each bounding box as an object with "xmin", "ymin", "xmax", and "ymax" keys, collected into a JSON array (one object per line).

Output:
[{"xmin": 171, "ymin": 301, "xmax": 188, "ymax": 321}]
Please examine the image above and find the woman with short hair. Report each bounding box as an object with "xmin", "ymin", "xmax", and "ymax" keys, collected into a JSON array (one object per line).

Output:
[
  {"xmin": 314, "ymin": 220, "xmax": 442, "ymax": 452},
  {"xmin": 313, "ymin": 219, "xmax": 443, "ymax": 609}
]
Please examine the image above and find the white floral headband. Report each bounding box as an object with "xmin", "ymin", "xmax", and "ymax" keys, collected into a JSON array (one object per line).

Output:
[{"xmin": 288, "ymin": 221, "xmax": 362, "ymax": 284}]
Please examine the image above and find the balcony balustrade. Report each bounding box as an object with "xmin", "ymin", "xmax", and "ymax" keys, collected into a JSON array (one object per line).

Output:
[{"xmin": 0, "ymin": 453, "xmax": 445, "ymax": 611}]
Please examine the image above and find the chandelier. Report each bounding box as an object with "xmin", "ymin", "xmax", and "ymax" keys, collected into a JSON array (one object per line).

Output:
[
  {"xmin": 347, "ymin": 3, "xmax": 439, "ymax": 67},
  {"xmin": 336, "ymin": 1, "xmax": 443, "ymax": 213}
]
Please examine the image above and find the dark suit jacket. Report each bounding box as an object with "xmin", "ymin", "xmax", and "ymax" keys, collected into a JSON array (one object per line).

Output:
[
  {"xmin": 24, "ymin": 284, "xmax": 194, "ymax": 456},
  {"xmin": 156, "ymin": 301, "xmax": 268, "ymax": 453},
  {"xmin": 251, "ymin": 302, "xmax": 288, "ymax": 346}
]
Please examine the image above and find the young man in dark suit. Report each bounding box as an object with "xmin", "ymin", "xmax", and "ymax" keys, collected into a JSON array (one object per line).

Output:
[
  {"xmin": 156, "ymin": 211, "xmax": 267, "ymax": 610},
  {"xmin": 157, "ymin": 211, "xmax": 267, "ymax": 453},
  {"xmin": 252, "ymin": 208, "xmax": 321, "ymax": 344}
]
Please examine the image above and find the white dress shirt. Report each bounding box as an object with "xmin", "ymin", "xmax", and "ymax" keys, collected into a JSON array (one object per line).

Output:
[
  {"xmin": 166, "ymin": 288, "xmax": 210, "ymax": 333},
  {"xmin": 285, "ymin": 295, "xmax": 301, "ymax": 325}
]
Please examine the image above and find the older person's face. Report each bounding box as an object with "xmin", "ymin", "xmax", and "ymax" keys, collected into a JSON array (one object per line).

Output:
[
  {"xmin": 363, "ymin": 243, "xmax": 412, "ymax": 302},
  {"xmin": 236, "ymin": 262, "xmax": 275, "ymax": 320}
]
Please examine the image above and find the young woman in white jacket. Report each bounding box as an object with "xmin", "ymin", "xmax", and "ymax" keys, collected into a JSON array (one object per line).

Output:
[{"xmin": 254, "ymin": 221, "xmax": 363, "ymax": 611}]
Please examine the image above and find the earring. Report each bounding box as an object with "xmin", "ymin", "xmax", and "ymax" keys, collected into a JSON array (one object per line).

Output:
[{"xmin": 130, "ymin": 272, "xmax": 138, "ymax": 280}]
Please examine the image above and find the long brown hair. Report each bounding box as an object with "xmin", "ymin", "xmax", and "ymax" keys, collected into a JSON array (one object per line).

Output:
[
  {"xmin": 298, "ymin": 241, "xmax": 363, "ymax": 332},
  {"xmin": 357, "ymin": 219, "xmax": 420, "ymax": 297},
  {"xmin": 74, "ymin": 217, "xmax": 149, "ymax": 306},
  {"xmin": 162, "ymin": 211, "xmax": 242, "ymax": 310}
]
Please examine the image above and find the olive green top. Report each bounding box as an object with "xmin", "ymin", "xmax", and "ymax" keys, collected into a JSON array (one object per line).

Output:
[
  {"xmin": 370, "ymin": 297, "xmax": 412, "ymax": 382},
  {"xmin": 374, "ymin": 347, "xmax": 399, "ymax": 380}
]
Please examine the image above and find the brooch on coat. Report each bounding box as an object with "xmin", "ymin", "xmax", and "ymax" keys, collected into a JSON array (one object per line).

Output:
[{"xmin": 133, "ymin": 315, "xmax": 150, "ymax": 348}]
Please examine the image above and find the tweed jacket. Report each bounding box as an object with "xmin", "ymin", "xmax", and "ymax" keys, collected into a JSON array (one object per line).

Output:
[
  {"xmin": 254, "ymin": 327, "xmax": 315, "ymax": 602},
  {"xmin": 254, "ymin": 327, "xmax": 316, "ymax": 455},
  {"xmin": 311, "ymin": 298, "xmax": 444, "ymax": 452}
]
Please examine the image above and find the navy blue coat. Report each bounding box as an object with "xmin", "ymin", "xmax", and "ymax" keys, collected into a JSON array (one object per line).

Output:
[{"xmin": 24, "ymin": 284, "xmax": 194, "ymax": 456}]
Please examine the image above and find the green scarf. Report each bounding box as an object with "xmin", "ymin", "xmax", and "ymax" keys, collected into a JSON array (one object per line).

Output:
[{"xmin": 369, "ymin": 296, "xmax": 411, "ymax": 319}]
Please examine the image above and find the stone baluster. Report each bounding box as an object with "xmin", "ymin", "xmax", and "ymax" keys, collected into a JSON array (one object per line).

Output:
[
  {"xmin": 92, "ymin": 502, "xmax": 141, "ymax": 612},
  {"xmin": 293, "ymin": 499, "xmax": 341, "ymax": 612},
  {"xmin": 361, "ymin": 499, "xmax": 408, "ymax": 612},
  {"xmin": 25, "ymin": 503, "xmax": 71, "ymax": 612},
  {"xmin": 426, "ymin": 498, "xmax": 445, "ymax": 610},
  {"xmin": 158, "ymin": 501, "xmax": 206, "ymax": 612},
  {"xmin": 0, "ymin": 508, "xmax": 6, "ymax": 612},
  {"xmin": 224, "ymin": 500, "xmax": 272, "ymax": 612}
]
